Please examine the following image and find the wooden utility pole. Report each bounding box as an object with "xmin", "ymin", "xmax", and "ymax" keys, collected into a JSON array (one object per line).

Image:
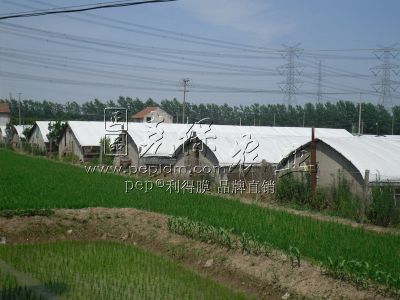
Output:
[
  {"xmin": 310, "ymin": 127, "xmax": 317, "ymax": 192},
  {"xmin": 361, "ymin": 169, "xmax": 370, "ymax": 224}
]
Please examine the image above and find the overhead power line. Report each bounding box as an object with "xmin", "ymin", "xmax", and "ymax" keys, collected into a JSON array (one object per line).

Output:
[
  {"xmin": 0, "ymin": 0, "xmax": 176, "ymax": 20},
  {"xmin": 317, "ymin": 61, "xmax": 323, "ymax": 102},
  {"xmin": 0, "ymin": 23, "xmax": 277, "ymax": 73}
]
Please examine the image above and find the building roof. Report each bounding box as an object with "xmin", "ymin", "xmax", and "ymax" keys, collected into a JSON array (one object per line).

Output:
[
  {"xmin": 0, "ymin": 103, "xmax": 10, "ymax": 113},
  {"xmin": 67, "ymin": 121, "xmax": 108, "ymax": 147},
  {"xmin": 189, "ymin": 125, "xmax": 353, "ymax": 166},
  {"xmin": 281, "ymin": 136, "xmax": 400, "ymax": 183},
  {"xmin": 29, "ymin": 121, "xmax": 53, "ymax": 143},
  {"xmin": 127, "ymin": 122, "xmax": 189, "ymax": 157},
  {"xmin": 323, "ymin": 136, "xmax": 400, "ymax": 183},
  {"xmin": 131, "ymin": 107, "xmax": 159, "ymax": 119},
  {"xmin": 13, "ymin": 125, "xmax": 32, "ymax": 140},
  {"xmin": 125, "ymin": 123, "xmax": 351, "ymax": 164},
  {"xmin": 62, "ymin": 121, "xmax": 354, "ymax": 165}
]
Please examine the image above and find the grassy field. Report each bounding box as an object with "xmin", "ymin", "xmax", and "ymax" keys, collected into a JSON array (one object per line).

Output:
[
  {"xmin": 0, "ymin": 241, "xmax": 247, "ymax": 299},
  {"xmin": 1, "ymin": 149, "xmax": 400, "ymax": 281}
]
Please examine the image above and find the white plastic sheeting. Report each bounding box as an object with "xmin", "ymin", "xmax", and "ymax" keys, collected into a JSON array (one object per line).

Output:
[
  {"xmin": 34, "ymin": 121, "xmax": 52, "ymax": 143},
  {"xmin": 126, "ymin": 123, "xmax": 351, "ymax": 163},
  {"xmin": 67, "ymin": 121, "xmax": 190, "ymax": 153},
  {"xmin": 64, "ymin": 121, "xmax": 354, "ymax": 166},
  {"xmin": 67, "ymin": 121, "xmax": 108, "ymax": 147},
  {"xmin": 357, "ymin": 135, "xmax": 400, "ymax": 148},
  {"xmin": 316, "ymin": 136, "xmax": 400, "ymax": 183},
  {"xmin": 127, "ymin": 123, "xmax": 189, "ymax": 157},
  {"xmin": 13, "ymin": 125, "xmax": 32, "ymax": 140},
  {"xmin": 189, "ymin": 125, "xmax": 353, "ymax": 166}
]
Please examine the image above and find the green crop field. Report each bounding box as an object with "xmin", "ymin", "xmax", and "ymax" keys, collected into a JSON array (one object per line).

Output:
[
  {"xmin": 1, "ymin": 149, "xmax": 400, "ymax": 282},
  {"xmin": 0, "ymin": 241, "xmax": 248, "ymax": 299}
]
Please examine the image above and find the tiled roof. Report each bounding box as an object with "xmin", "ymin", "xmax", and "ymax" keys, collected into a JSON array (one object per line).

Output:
[
  {"xmin": 131, "ymin": 107, "xmax": 158, "ymax": 119},
  {"xmin": 0, "ymin": 103, "xmax": 10, "ymax": 113}
]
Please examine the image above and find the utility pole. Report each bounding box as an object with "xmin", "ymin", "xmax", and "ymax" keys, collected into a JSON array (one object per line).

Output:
[
  {"xmin": 302, "ymin": 111, "xmax": 305, "ymax": 127},
  {"xmin": 358, "ymin": 95, "xmax": 362, "ymax": 136},
  {"xmin": 180, "ymin": 78, "xmax": 190, "ymax": 124},
  {"xmin": 273, "ymin": 113, "xmax": 276, "ymax": 126},
  {"xmin": 18, "ymin": 92, "xmax": 22, "ymax": 125},
  {"xmin": 278, "ymin": 44, "xmax": 304, "ymax": 106},
  {"xmin": 310, "ymin": 127, "xmax": 317, "ymax": 193},
  {"xmin": 371, "ymin": 44, "xmax": 399, "ymax": 110}
]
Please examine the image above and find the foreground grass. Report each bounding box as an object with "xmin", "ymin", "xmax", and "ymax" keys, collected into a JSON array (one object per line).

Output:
[
  {"xmin": 1, "ymin": 149, "xmax": 400, "ymax": 280},
  {"xmin": 0, "ymin": 269, "xmax": 44, "ymax": 300},
  {"xmin": 0, "ymin": 241, "xmax": 248, "ymax": 300}
]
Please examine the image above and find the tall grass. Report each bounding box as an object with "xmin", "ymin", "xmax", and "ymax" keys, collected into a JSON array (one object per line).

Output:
[
  {"xmin": 1, "ymin": 149, "xmax": 400, "ymax": 280},
  {"xmin": 0, "ymin": 241, "xmax": 247, "ymax": 299}
]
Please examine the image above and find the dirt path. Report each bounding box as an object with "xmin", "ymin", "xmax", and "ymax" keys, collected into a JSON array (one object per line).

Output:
[{"xmin": 0, "ymin": 208, "xmax": 393, "ymax": 300}]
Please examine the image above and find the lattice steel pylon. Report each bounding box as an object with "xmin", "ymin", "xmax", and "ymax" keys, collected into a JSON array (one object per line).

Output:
[
  {"xmin": 371, "ymin": 44, "xmax": 399, "ymax": 109},
  {"xmin": 278, "ymin": 43, "xmax": 304, "ymax": 106}
]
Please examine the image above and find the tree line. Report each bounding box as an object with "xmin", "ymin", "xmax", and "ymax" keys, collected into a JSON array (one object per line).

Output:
[{"xmin": 2, "ymin": 97, "xmax": 399, "ymax": 135}]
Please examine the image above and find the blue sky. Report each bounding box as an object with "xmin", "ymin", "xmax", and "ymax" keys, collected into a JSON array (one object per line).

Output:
[{"xmin": 0, "ymin": 0, "xmax": 399, "ymax": 106}]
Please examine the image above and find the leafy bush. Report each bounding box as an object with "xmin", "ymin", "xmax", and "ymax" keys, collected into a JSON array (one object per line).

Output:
[
  {"xmin": 275, "ymin": 173, "xmax": 311, "ymax": 205},
  {"xmin": 329, "ymin": 174, "xmax": 360, "ymax": 220},
  {"xmin": 308, "ymin": 188, "xmax": 328, "ymax": 210},
  {"xmin": 61, "ymin": 153, "xmax": 80, "ymax": 163},
  {"xmin": 367, "ymin": 185, "xmax": 399, "ymax": 227},
  {"xmin": 276, "ymin": 173, "xmax": 360, "ymax": 220},
  {"xmin": 23, "ymin": 143, "xmax": 46, "ymax": 156}
]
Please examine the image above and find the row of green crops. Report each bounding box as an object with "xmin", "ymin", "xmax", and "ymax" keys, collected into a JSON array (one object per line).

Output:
[
  {"xmin": 0, "ymin": 241, "xmax": 248, "ymax": 300},
  {"xmin": 168, "ymin": 217, "xmax": 274, "ymax": 256},
  {"xmin": 1, "ymin": 149, "xmax": 399, "ymax": 284},
  {"xmin": 168, "ymin": 217, "xmax": 398, "ymax": 296},
  {"xmin": 168, "ymin": 217, "xmax": 301, "ymax": 267},
  {"xmin": 321, "ymin": 257, "xmax": 400, "ymax": 297}
]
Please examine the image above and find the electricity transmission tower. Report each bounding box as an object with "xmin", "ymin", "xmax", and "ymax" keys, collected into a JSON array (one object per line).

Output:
[
  {"xmin": 278, "ymin": 44, "xmax": 304, "ymax": 106},
  {"xmin": 180, "ymin": 78, "xmax": 191, "ymax": 123},
  {"xmin": 371, "ymin": 44, "xmax": 399, "ymax": 109}
]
